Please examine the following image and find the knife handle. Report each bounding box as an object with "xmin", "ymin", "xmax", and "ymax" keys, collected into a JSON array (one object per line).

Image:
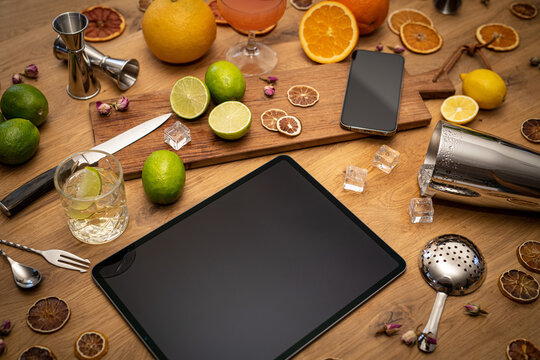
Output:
[{"xmin": 0, "ymin": 166, "xmax": 57, "ymax": 217}]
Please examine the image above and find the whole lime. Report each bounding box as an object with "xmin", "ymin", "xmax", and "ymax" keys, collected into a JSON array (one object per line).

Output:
[
  {"xmin": 460, "ymin": 69, "xmax": 506, "ymax": 110},
  {"xmin": 0, "ymin": 118, "xmax": 40, "ymax": 165},
  {"xmin": 0, "ymin": 84, "xmax": 49, "ymax": 126},
  {"xmin": 205, "ymin": 61, "xmax": 246, "ymax": 104},
  {"xmin": 142, "ymin": 150, "xmax": 186, "ymax": 205}
]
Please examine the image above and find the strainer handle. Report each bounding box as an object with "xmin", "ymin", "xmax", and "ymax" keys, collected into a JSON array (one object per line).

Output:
[{"xmin": 418, "ymin": 291, "xmax": 448, "ymax": 353}]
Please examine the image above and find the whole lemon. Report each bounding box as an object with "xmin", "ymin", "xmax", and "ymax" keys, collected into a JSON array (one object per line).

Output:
[
  {"xmin": 142, "ymin": 0, "xmax": 217, "ymax": 64},
  {"xmin": 460, "ymin": 69, "xmax": 507, "ymax": 110},
  {"xmin": 141, "ymin": 150, "xmax": 186, "ymax": 205}
]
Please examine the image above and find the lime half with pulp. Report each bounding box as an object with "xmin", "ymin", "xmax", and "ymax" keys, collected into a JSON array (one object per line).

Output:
[
  {"xmin": 68, "ymin": 166, "xmax": 102, "ymax": 219},
  {"xmin": 170, "ymin": 76, "xmax": 210, "ymax": 120},
  {"xmin": 208, "ymin": 101, "xmax": 252, "ymax": 140}
]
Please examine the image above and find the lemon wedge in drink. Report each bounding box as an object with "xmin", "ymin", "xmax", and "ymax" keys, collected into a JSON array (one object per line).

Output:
[
  {"xmin": 67, "ymin": 166, "xmax": 102, "ymax": 219},
  {"xmin": 170, "ymin": 76, "xmax": 210, "ymax": 120},
  {"xmin": 208, "ymin": 101, "xmax": 252, "ymax": 140},
  {"xmin": 440, "ymin": 95, "xmax": 479, "ymax": 125}
]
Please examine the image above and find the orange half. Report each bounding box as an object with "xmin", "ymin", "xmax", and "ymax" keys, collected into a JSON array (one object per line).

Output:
[
  {"xmin": 299, "ymin": 1, "xmax": 359, "ymax": 64},
  {"xmin": 476, "ymin": 23, "xmax": 519, "ymax": 51}
]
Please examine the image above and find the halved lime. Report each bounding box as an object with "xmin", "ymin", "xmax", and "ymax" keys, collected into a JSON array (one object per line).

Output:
[
  {"xmin": 170, "ymin": 76, "xmax": 210, "ymax": 120},
  {"xmin": 208, "ymin": 101, "xmax": 252, "ymax": 140},
  {"xmin": 67, "ymin": 167, "xmax": 102, "ymax": 219}
]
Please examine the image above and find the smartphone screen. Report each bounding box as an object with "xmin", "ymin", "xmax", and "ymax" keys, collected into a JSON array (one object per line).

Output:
[{"xmin": 340, "ymin": 50, "xmax": 404, "ymax": 136}]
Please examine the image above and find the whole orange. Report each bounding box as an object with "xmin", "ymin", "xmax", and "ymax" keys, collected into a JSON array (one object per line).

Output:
[
  {"xmin": 142, "ymin": 0, "xmax": 216, "ymax": 64},
  {"xmin": 334, "ymin": 0, "xmax": 389, "ymax": 35}
]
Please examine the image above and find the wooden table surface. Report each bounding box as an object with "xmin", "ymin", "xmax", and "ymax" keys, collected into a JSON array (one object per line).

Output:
[{"xmin": 1, "ymin": 0, "xmax": 539, "ymax": 358}]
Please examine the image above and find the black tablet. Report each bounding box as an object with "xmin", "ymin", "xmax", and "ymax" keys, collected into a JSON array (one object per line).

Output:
[{"xmin": 93, "ymin": 155, "xmax": 406, "ymax": 359}]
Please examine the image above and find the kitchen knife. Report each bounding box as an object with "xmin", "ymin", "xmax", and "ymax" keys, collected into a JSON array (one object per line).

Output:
[{"xmin": 0, "ymin": 113, "xmax": 172, "ymax": 217}]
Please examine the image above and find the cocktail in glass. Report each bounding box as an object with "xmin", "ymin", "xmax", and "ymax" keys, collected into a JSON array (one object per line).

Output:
[{"xmin": 217, "ymin": 0, "xmax": 287, "ymax": 76}]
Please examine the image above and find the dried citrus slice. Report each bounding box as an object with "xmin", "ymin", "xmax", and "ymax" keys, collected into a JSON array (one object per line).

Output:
[
  {"xmin": 138, "ymin": 0, "xmax": 153, "ymax": 12},
  {"xmin": 261, "ymin": 109, "xmax": 288, "ymax": 132},
  {"xmin": 291, "ymin": 0, "xmax": 313, "ymax": 11},
  {"xmin": 74, "ymin": 330, "xmax": 109, "ymax": 360},
  {"xmin": 521, "ymin": 119, "xmax": 540, "ymax": 143},
  {"xmin": 277, "ymin": 116, "xmax": 302, "ymax": 136},
  {"xmin": 387, "ymin": 8, "xmax": 433, "ymax": 35},
  {"xmin": 18, "ymin": 345, "xmax": 56, "ymax": 360},
  {"xmin": 299, "ymin": 1, "xmax": 359, "ymax": 64},
  {"xmin": 506, "ymin": 339, "xmax": 540, "ymax": 360},
  {"xmin": 82, "ymin": 6, "xmax": 126, "ymax": 42},
  {"xmin": 510, "ymin": 2, "xmax": 538, "ymax": 19},
  {"xmin": 400, "ymin": 22, "xmax": 442, "ymax": 54},
  {"xmin": 498, "ymin": 269, "xmax": 539, "ymax": 304},
  {"xmin": 440, "ymin": 95, "xmax": 479, "ymax": 124},
  {"xmin": 208, "ymin": 0, "xmax": 228, "ymax": 25},
  {"xmin": 27, "ymin": 296, "xmax": 70, "ymax": 333},
  {"xmin": 518, "ymin": 240, "xmax": 540, "ymax": 273},
  {"xmin": 476, "ymin": 23, "xmax": 519, "ymax": 51},
  {"xmin": 287, "ymin": 85, "xmax": 319, "ymax": 107}
]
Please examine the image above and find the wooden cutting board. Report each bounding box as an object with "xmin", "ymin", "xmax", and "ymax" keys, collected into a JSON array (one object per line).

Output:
[{"xmin": 90, "ymin": 62, "xmax": 454, "ymax": 179}]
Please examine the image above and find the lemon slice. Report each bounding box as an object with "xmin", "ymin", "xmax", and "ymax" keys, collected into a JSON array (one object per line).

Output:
[
  {"xmin": 440, "ymin": 95, "xmax": 479, "ymax": 124},
  {"xmin": 170, "ymin": 76, "xmax": 210, "ymax": 119},
  {"xmin": 68, "ymin": 167, "xmax": 102, "ymax": 219},
  {"xmin": 208, "ymin": 101, "xmax": 252, "ymax": 140}
]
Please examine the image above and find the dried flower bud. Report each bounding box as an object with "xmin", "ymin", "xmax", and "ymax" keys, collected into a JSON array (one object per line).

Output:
[
  {"xmin": 115, "ymin": 96, "xmax": 130, "ymax": 112},
  {"xmin": 0, "ymin": 337, "xmax": 5, "ymax": 355},
  {"xmin": 376, "ymin": 322, "xmax": 402, "ymax": 336},
  {"xmin": 464, "ymin": 303, "xmax": 488, "ymax": 316},
  {"xmin": 530, "ymin": 57, "xmax": 540, "ymax": 67},
  {"xmin": 12, "ymin": 73, "xmax": 23, "ymax": 84},
  {"xmin": 376, "ymin": 43, "xmax": 383, "ymax": 52},
  {"xmin": 0, "ymin": 320, "xmax": 12, "ymax": 336},
  {"xmin": 96, "ymin": 101, "xmax": 112, "ymax": 116},
  {"xmin": 260, "ymin": 76, "xmax": 278, "ymax": 84},
  {"xmin": 264, "ymin": 85, "xmax": 275, "ymax": 97},
  {"xmin": 23, "ymin": 64, "xmax": 39, "ymax": 79},
  {"xmin": 388, "ymin": 45, "xmax": 405, "ymax": 54},
  {"xmin": 401, "ymin": 330, "xmax": 417, "ymax": 345}
]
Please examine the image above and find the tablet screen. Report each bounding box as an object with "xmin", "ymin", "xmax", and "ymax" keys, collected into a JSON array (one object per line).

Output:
[{"xmin": 93, "ymin": 156, "xmax": 405, "ymax": 359}]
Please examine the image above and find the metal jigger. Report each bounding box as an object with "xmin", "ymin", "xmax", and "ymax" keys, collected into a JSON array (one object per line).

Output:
[
  {"xmin": 53, "ymin": 36, "xmax": 139, "ymax": 91},
  {"xmin": 52, "ymin": 12, "xmax": 100, "ymax": 100}
]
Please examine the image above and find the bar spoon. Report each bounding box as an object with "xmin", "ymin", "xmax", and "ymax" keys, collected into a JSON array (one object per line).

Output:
[{"xmin": 0, "ymin": 247, "xmax": 42, "ymax": 289}]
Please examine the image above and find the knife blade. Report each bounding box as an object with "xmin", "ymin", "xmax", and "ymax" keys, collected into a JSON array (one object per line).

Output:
[{"xmin": 0, "ymin": 113, "xmax": 172, "ymax": 217}]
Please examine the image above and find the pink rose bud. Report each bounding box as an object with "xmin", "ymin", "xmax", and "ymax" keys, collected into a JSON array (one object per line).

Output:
[
  {"xmin": 267, "ymin": 76, "xmax": 278, "ymax": 83},
  {"xmin": 376, "ymin": 322, "xmax": 402, "ymax": 336},
  {"xmin": 24, "ymin": 64, "xmax": 39, "ymax": 79},
  {"xmin": 115, "ymin": 96, "xmax": 129, "ymax": 111},
  {"xmin": 376, "ymin": 43, "xmax": 383, "ymax": 52},
  {"xmin": 391, "ymin": 45, "xmax": 405, "ymax": 54},
  {"xmin": 0, "ymin": 337, "xmax": 5, "ymax": 355},
  {"xmin": 401, "ymin": 330, "xmax": 417, "ymax": 345},
  {"xmin": 464, "ymin": 303, "xmax": 488, "ymax": 316},
  {"xmin": 264, "ymin": 85, "xmax": 275, "ymax": 97},
  {"xmin": 0, "ymin": 320, "xmax": 12, "ymax": 336},
  {"xmin": 12, "ymin": 73, "xmax": 23, "ymax": 84},
  {"xmin": 96, "ymin": 101, "xmax": 112, "ymax": 116}
]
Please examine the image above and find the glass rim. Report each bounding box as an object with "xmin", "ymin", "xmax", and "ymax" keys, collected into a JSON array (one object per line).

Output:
[
  {"xmin": 218, "ymin": 0, "xmax": 285, "ymax": 16},
  {"xmin": 54, "ymin": 149, "xmax": 124, "ymax": 202}
]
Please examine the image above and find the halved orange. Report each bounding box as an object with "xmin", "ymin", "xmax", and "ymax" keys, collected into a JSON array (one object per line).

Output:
[
  {"xmin": 261, "ymin": 109, "xmax": 288, "ymax": 132},
  {"xmin": 27, "ymin": 296, "xmax": 70, "ymax": 333},
  {"xmin": 400, "ymin": 22, "xmax": 442, "ymax": 54},
  {"xmin": 387, "ymin": 8, "xmax": 433, "ymax": 35},
  {"xmin": 509, "ymin": 2, "xmax": 538, "ymax": 19},
  {"xmin": 75, "ymin": 330, "xmax": 109, "ymax": 360},
  {"xmin": 82, "ymin": 6, "xmax": 126, "ymax": 42},
  {"xmin": 299, "ymin": 1, "xmax": 359, "ymax": 64},
  {"xmin": 498, "ymin": 269, "xmax": 539, "ymax": 304},
  {"xmin": 476, "ymin": 23, "xmax": 519, "ymax": 51},
  {"xmin": 518, "ymin": 240, "xmax": 540, "ymax": 273}
]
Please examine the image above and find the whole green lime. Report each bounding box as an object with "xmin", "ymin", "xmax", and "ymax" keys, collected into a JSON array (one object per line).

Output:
[
  {"xmin": 205, "ymin": 61, "xmax": 246, "ymax": 104},
  {"xmin": 0, "ymin": 84, "xmax": 49, "ymax": 127},
  {"xmin": 142, "ymin": 150, "xmax": 186, "ymax": 205},
  {"xmin": 0, "ymin": 118, "xmax": 40, "ymax": 165}
]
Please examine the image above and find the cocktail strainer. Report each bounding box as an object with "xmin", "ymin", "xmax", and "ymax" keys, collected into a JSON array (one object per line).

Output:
[{"xmin": 417, "ymin": 234, "xmax": 486, "ymax": 353}]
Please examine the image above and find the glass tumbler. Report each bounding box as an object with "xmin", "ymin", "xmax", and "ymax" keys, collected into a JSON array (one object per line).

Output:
[{"xmin": 54, "ymin": 150, "xmax": 129, "ymax": 244}]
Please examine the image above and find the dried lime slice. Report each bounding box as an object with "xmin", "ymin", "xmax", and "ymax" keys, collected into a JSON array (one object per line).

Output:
[
  {"xmin": 498, "ymin": 269, "xmax": 539, "ymax": 304},
  {"xmin": 208, "ymin": 101, "xmax": 252, "ymax": 140},
  {"xmin": 521, "ymin": 118, "xmax": 540, "ymax": 143},
  {"xmin": 506, "ymin": 338, "xmax": 540, "ymax": 360},
  {"xmin": 75, "ymin": 330, "xmax": 108, "ymax": 360},
  {"xmin": 19, "ymin": 345, "xmax": 56, "ymax": 360},
  {"xmin": 261, "ymin": 109, "xmax": 287, "ymax": 132},
  {"xmin": 287, "ymin": 85, "xmax": 319, "ymax": 107},
  {"xmin": 27, "ymin": 296, "xmax": 70, "ymax": 333},
  {"xmin": 517, "ymin": 240, "xmax": 540, "ymax": 273},
  {"xmin": 170, "ymin": 76, "xmax": 210, "ymax": 120},
  {"xmin": 277, "ymin": 116, "xmax": 302, "ymax": 136}
]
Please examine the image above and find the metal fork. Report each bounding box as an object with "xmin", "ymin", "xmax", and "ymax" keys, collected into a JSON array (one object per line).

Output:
[{"xmin": 0, "ymin": 239, "xmax": 90, "ymax": 272}]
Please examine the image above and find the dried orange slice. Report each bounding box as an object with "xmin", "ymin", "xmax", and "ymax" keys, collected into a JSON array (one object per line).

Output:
[
  {"xmin": 510, "ymin": 2, "xmax": 538, "ymax": 19},
  {"xmin": 387, "ymin": 8, "xmax": 433, "ymax": 35},
  {"xmin": 521, "ymin": 119, "xmax": 540, "ymax": 143},
  {"xmin": 299, "ymin": 1, "xmax": 359, "ymax": 64},
  {"xmin": 138, "ymin": 0, "xmax": 153, "ymax": 12},
  {"xmin": 518, "ymin": 240, "xmax": 540, "ymax": 273},
  {"xmin": 261, "ymin": 109, "xmax": 288, "ymax": 132},
  {"xmin": 287, "ymin": 85, "xmax": 319, "ymax": 107},
  {"xmin": 82, "ymin": 6, "xmax": 126, "ymax": 42},
  {"xmin": 499, "ymin": 269, "xmax": 539, "ymax": 304},
  {"xmin": 27, "ymin": 296, "xmax": 70, "ymax": 333},
  {"xmin": 74, "ymin": 330, "xmax": 109, "ymax": 360},
  {"xmin": 476, "ymin": 23, "xmax": 519, "ymax": 51},
  {"xmin": 277, "ymin": 116, "xmax": 302, "ymax": 136},
  {"xmin": 400, "ymin": 22, "xmax": 442, "ymax": 54},
  {"xmin": 291, "ymin": 0, "xmax": 313, "ymax": 11},
  {"xmin": 506, "ymin": 339, "xmax": 540, "ymax": 360},
  {"xmin": 208, "ymin": 0, "xmax": 228, "ymax": 25},
  {"xmin": 19, "ymin": 345, "xmax": 56, "ymax": 360}
]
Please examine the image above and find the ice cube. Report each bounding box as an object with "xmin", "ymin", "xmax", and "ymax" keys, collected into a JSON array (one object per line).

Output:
[
  {"xmin": 343, "ymin": 166, "xmax": 368, "ymax": 193},
  {"xmin": 372, "ymin": 145, "xmax": 400, "ymax": 174},
  {"xmin": 408, "ymin": 197, "xmax": 434, "ymax": 223},
  {"xmin": 164, "ymin": 121, "xmax": 191, "ymax": 150}
]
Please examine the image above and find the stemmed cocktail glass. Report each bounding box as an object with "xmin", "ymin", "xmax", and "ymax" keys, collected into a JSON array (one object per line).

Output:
[{"xmin": 217, "ymin": 0, "xmax": 287, "ymax": 76}]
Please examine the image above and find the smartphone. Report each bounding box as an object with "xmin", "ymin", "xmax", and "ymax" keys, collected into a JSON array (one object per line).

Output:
[{"xmin": 340, "ymin": 50, "xmax": 405, "ymax": 136}]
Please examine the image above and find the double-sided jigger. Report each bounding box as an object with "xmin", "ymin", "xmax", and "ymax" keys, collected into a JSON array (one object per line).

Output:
[{"xmin": 54, "ymin": 36, "xmax": 139, "ymax": 91}]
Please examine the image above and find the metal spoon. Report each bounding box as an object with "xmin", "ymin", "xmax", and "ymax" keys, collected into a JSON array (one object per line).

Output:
[{"xmin": 0, "ymin": 247, "xmax": 42, "ymax": 289}]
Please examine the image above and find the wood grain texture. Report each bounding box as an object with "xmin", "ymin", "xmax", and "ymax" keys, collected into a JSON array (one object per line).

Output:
[
  {"xmin": 1, "ymin": 0, "xmax": 539, "ymax": 359},
  {"xmin": 90, "ymin": 65, "xmax": 454, "ymax": 179}
]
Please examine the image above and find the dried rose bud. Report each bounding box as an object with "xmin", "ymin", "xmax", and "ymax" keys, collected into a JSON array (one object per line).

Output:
[
  {"xmin": 0, "ymin": 320, "xmax": 12, "ymax": 336},
  {"xmin": 0, "ymin": 337, "xmax": 5, "ymax": 355},
  {"xmin": 260, "ymin": 76, "xmax": 278, "ymax": 84},
  {"xmin": 464, "ymin": 303, "xmax": 488, "ymax": 316},
  {"xmin": 376, "ymin": 322, "xmax": 402, "ymax": 336},
  {"xmin": 115, "ymin": 96, "xmax": 130, "ymax": 111},
  {"xmin": 530, "ymin": 57, "xmax": 540, "ymax": 67},
  {"xmin": 12, "ymin": 73, "xmax": 23, "ymax": 84},
  {"xmin": 23, "ymin": 64, "xmax": 39, "ymax": 79},
  {"xmin": 376, "ymin": 43, "xmax": 383, "ymax": 52},
  {"xmin": 264, "ymin": 85, "xmax": 275, "ymax": 97},
  {"xmin": 96, "ymin": 101, "xmax": 112, "ymax": 116},
  {"xmin": 388, "ymin": 45, "xmax": 405, "ymax": 54},
  {"xmin": 401, "ymin": 330, "xmax": 417, "ymax": 345}
]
